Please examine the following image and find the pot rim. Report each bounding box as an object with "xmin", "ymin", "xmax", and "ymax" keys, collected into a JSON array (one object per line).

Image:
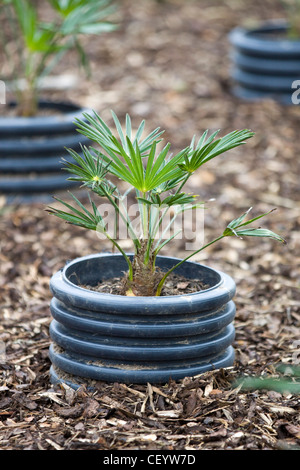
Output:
[
  {"xmin": 229, "ymin": 20, "xmax": 300, "ymax": 55},
  {"xmin": 63, "ymin": 252, "xmax": 223, "ymax": 296},
  {"xmin": 50, "ymin": 253, "xmax": 236, "ymax": 315},
  {"xmin": 0, "ymin": 100, "xmax": 91, "ymax": 136}
]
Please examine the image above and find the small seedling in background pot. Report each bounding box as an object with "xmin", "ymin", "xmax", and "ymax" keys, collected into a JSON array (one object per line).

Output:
[
  {"xmin": 279, "ymin": 0, "xmax": 300, "ymax": 38},
  {"xmin": 0, "ymin": 0, "xmax": 117, "ymax": 116}
]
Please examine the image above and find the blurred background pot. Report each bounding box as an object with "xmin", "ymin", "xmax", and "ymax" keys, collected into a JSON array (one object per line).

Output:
[
  {"xmin": 0, "ymin": 100, "xmax": 90, "ymax": 202},
  {"xmin": 0, "ymin": 0, "xmax": 117, "ymax": 202},
  {"xmin": 229, "ymin": 20, "xmax": 300, "ymax": 104},
  {"xmin": 49, "ymin": 253, "xmax": 236, "ymax": 387}
]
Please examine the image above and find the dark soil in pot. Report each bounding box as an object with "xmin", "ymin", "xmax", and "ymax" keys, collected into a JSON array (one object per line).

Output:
[
  {"xmin": 82, "ymin": 272, "xmax": 210, "ymax": 296},
  {"xmin": 0, "ymin": 100, "xmax": 91, "ymax": 203},
  {"xmin": 49, "ymin": 253, "xmax": 236, "ymax": 386}
]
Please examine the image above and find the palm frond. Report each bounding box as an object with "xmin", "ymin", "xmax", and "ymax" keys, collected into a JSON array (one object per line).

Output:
[
  {"xmin": 224, "ymin": 208, "xmax": 286, "ymax": 244},
  {"xmin": 179, "ymin": 129, "xmax": 255, "ymax": 173},
  {"xmin": 47, "ymin": 192, "xmax": 105, "ymax": 231},
  {"xmin": 75, "ymin": 110, "xmax": 164, "ymax": 157}
]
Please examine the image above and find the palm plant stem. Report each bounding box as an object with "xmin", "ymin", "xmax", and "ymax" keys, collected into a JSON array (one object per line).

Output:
[{"xmin": 155, "ymin": 235, "xmax": 225, "ymax": 296}]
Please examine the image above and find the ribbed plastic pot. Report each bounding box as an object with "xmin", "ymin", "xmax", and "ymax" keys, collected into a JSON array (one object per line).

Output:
[
  {"xmin": 49, "ymin": 253, "xmax": 236, "ymax": 387},
  {"xmin": 0, "ymin": 100, "xmax": 91, "ymax": 201},
  {"xmin": 228, "ymin": 20, "xmax": 300, "ymax": 104}
]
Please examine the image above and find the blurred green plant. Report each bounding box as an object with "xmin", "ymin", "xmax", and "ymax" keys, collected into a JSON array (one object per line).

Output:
[
  {"xmin": 47, "ymin": 111, "xmax": 285, "ymax": 296},
  {"xmin": 235, "ymin": 364, "xmax": 300, "ymax": 395},
  {"xmin": 0, "ymin": 0, "xmax": 118, "ymax": 116},
  {"xmin": 279, "ymin": 0, "xmax": 300, "ymax": 38}
]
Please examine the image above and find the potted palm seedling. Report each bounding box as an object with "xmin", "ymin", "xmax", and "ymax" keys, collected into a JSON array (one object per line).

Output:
[
  {"xmin": 229, "ymin": 0, "xmax": 300, "ymax": 104},
  {"xmin": 46, "ymin": 110, "xmax": 285, "ymax": 387},
  {"xmin": 0, "ymin": 0, "xmax": 117, "ymax": 199}
]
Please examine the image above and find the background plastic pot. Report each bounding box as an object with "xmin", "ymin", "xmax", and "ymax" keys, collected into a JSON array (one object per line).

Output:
[
  {"xmin": 0, "ymin": 100, "xmax": 91, "ymax": 202},
  {"xmin": 49, "ymin": 253, "xmax": 236, "ymax": 387},
  {"xmin": 228, "ymin": 20, "xmax": 300, "ymax": 104}
]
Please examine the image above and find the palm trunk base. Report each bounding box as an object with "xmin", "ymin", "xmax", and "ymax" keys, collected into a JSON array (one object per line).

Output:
[{"xmin": 123, "ymin": 242, "xmax": 163, "ymax": 296}]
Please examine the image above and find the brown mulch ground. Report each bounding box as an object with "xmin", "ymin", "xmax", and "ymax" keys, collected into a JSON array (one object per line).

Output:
[{"xmin": 0, "ymin": 0, "xmax": 300, "ymax": 451}]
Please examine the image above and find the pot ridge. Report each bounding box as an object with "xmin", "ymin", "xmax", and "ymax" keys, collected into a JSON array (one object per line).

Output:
[{"xmin": 49, "ymin": 253, "xmax": 237, "ymax": 385}]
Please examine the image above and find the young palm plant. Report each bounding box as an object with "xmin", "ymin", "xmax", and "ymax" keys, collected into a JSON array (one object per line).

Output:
[
  {"xmin": 48, "ymin": 111, "xmax": 285, "ymax": 296},
  {"xmin": 0, "ymin": 0, "xmax": 117, "ymax": 116}
]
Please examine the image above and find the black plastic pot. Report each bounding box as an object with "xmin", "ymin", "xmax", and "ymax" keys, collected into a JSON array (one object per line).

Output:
[
  {"xmin": 49, "ymin": 253, "xmax": 236, "ymax": 387},
  {"xmin": 229, "ymin": 21, "xmax": 300, "ymax": 104},
  {"xmin": 0, "ymin": 100, "xmax": 91, "ymax": 201}
]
